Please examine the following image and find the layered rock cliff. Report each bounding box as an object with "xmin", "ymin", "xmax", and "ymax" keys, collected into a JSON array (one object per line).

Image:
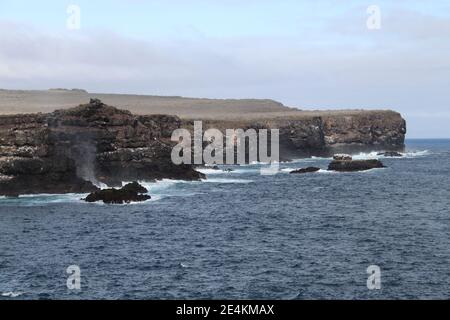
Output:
[
  {"xmin": 0, "ymin": 98, "xmax": 406, "ymax": 196},
  {"xmin": 199, "ymin": 110, "xmax": 406, "ymax": 159},
  {"xmin": 0, "ymin": 99, "xmax": 203, "ymax": 196}
]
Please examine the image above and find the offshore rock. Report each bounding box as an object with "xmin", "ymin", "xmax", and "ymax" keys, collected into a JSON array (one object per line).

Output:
[
  {"xmin": 328, "ymin": 159, "xmax": 385, "ymax": 172},
  {"xmin": 84, "ymin": 182, "xmax": 151, "ymax": 204},
  {"xmin": 290, "ymin": 167, "xmax": 321, "ymax": 174}
]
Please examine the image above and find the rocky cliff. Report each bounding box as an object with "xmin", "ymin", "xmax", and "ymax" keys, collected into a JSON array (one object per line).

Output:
[
  {"xmin": 0, "ymin": 98, "xmax": 406, "ymax": 196},
  {"xmin": 200, "ymin": 110, "xmax": 406, "ymax": 159},
  {"xmin": 0, "ymin": 99, "xmax": 203, "ymax": 196}
]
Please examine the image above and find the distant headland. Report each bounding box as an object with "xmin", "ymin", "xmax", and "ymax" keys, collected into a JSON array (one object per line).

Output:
[{"xmin": 0, "ymin": 91, "xmax": 406, "ymax": 196}]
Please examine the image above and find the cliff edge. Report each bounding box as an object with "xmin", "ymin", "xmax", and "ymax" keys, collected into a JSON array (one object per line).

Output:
[
  {"xmin": 0, "ymin": 99, "xmax": 204, "ymax": 196},
  {"xmin": 0, "ymin": 94, "xmax": 406, "ymax": 196}
]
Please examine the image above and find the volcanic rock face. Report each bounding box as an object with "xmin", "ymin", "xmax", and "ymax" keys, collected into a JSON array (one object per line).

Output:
[
  {"xmin": 320, "ymin": 112, "xmax": 406, "ymax": 154},
  {"xmin": 200, "ymin": 110, "xmax": 406, "ymax": 159},
  {"xmin": 0, "ymin": 99, "xmax": 204, "ymax": 196}
]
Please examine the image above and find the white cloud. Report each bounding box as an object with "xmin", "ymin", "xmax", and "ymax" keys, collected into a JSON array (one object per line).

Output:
[{"xmin": 0, "ymin": 9, "xmax": 449, "ymax": 137}]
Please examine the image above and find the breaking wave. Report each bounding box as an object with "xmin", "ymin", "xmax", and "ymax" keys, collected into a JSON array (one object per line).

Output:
[
  {"xmin": 290, "ymin": 150, "xmax": 430, "ymax": 162},
  {"xmin": 0, "ymin": 193, "xmax": 87, "ymax": 206},
  {"xmin": 352, "ymin": 150, "xmax": 429, "ymax": 160},
  {"xmin": 1, "ymin": 292, "xmax": 24, "ymax": 298},
  {"xmin": 203, "ymin": 178, "xmax": 254, "ymax": 184},
  {"xmin": 197, "ymin": 167, "xmax": 258, "ymax": 175},
  {"xmin": 0, "ymin": 149, "xmax": 427, "ymax": 205}
]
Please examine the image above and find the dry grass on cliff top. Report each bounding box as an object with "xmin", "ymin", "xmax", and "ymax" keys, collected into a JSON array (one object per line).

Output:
[{"xmin": 0, "ymin": 89, "xmax": 399, "ymax": 120}]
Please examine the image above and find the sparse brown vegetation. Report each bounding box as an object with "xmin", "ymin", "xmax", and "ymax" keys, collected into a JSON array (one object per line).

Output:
[{"xmin": 0, "ymin": 89, "xmax": 397, "ymax": 121}]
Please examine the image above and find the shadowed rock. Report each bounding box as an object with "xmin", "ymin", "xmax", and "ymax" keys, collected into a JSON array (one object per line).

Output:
[
  {"xmin": 290, "ymin": 167, "xmax": 321, "ymax": 174},
  {"xmin": 121, "ymin": 181, "xmax": 148, "ymax": 194},
  {"xmin": 328, "ymin": 159, "xmax": 385, "ymax": 172},
  {"xmin": 84, "ymin": 182, "xmax": 150, "ymax": 204}
]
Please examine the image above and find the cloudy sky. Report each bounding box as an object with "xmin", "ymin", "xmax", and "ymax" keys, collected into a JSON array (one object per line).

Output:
[{"xmin": 0, "ymin": 0, "xmax": 449, "ymax": 137}]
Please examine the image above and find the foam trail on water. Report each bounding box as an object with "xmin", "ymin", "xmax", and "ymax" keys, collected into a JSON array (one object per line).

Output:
[
  {"xmin": 353, "ymin": 150, "xmax": 430, "ymax": 160},
  {"xmin": 197, "ymin": 168, "xmax": 225, "ymax": 175},
  {"xmin": 140, "ymin": 179, "xmax": 198, "ymax": 192},
  {"xmin": 317, "ymin": 169, "xmax": 338, "ymax": 174},
  {"xmin": 290, "ymin": 150, "xmax": 430, "ymax": 162},
  {"xmin": 281, "ymin": 168, "xmax": 296, "ymax": 173},
  {"xmin": 0, "ymin": 193, "xmax": 88, "ymax": 206},
  {"xmin": 204, "ymin": 178, "xmax": 253, "ymax": 184},
  {"xmin": 2, "ymin": 292, "xmax": 24, "ymax": 298},
  {"xmin": 138, "ymin": 179, "xmax": 204, "ymax": 201},
  {"xmin": 403, "ymin": 150, "xmax": 429, "ymax": 158}
]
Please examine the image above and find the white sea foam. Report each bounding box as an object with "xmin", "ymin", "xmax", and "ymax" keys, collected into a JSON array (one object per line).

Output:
[
  {"xmin": 290, "ymin": 157, "xmax": 330, "ymax": 163},
  {"xmin": 352, "ymin": 150, "xmax": 429, "ymax": 160},
  {"xmin": 351, "ymin": 152, "xmax": 381, "ymax": 160},
  {"xmin": 0, "ymin": 193, "xmax": 88, "ymax": 206},
  {"xmin": 317, "ymin": 169, "xmax": 338, "ymax": 174},
  {"xmin": 319, "ymin": 168, "xmax": 386, "ymax": 174},
  {"xmin": 198, "ymin": 167, "xmax": 259, "ymax": 175},
  {"xmin": 290, "ymin": 150, "xmax": 430, "ymax": 162},
  {"xmin": 96, "ymin": 182, "xmax": 109, "ymax": 189},
  {"xmin": 2, "ymin": 292, "xmax": 23, "ymax": 298},
  {"xmin": 0, "ymin": 178, "xmax": 206, "ymax": 205},
  {"xmin": 403, "ymin": 150, "xmax": 429, "ymax": 158},
  {"xmin": 197, "ymin": 168, "xmax": 225, "ymax": 175},
  {"xmin": 281, "ymin": 168, "xmax": 297, "ymax": 173},
  {"xmin": 203, "ymin": 178, "xmax": 254, "ymax": 184},
  {"xmin": 140, "ymin": 179, "xmax": 198, "ymax": 192}
]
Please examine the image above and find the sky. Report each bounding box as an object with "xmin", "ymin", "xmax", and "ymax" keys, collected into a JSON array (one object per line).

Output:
[{"xmin": 0, "ymin": 0, "xmax": 449, "ymax": 138}]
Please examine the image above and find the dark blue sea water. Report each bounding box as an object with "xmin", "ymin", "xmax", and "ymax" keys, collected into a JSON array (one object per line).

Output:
[{"xmin": 0, "ymin": 139, "xmax": 449, "ymax": 300}]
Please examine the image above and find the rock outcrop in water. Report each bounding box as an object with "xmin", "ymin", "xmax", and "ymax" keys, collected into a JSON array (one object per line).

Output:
[
  {"xmin": 0, "ymin": 99, "xmax": 204, "ymax": 196},
  {"xmin": 328, "ymin": 159, "xmax": 385, "ymax": 172},
  {"xmin": 290, "ymin": 167, "xmax": 321, "ymax": 174},
  {"xmin": 84, "ymin": 182, "xmax": 151, "ymax": 204}
]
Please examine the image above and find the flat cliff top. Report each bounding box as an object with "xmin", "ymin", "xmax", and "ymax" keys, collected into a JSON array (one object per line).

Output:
[{"xmin": 0, "ymin": 89, "xmax": 399, "ymax": 120}]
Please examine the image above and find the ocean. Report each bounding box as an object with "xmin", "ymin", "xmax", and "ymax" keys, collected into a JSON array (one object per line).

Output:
[{"xmin": 0, "ymin": 139, "xmax": 449, "ymax": 299}]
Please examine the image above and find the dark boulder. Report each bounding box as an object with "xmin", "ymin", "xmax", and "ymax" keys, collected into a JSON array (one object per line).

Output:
[
  {"xmin": 328, "ymin": 159, "xmax": 385, "ymax": 172},
  {"xmin": 290, "ymin": 167, "xmax": 321, "ymax": 174},
  {"xmin": 121, "ymin": 181, "xmax": 148, "ymax": 194},
  {"xmin": 84, "ymin": 182, "xmax": 151, "ymax": 204}
]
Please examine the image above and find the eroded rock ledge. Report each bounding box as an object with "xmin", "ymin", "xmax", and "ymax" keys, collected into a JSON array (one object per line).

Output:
[{"xmin": 0, "ymin": 99, "xmax": 204, "ymax": 196}]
